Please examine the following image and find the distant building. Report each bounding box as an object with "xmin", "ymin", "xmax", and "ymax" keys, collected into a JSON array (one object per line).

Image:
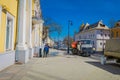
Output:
[
  {"xmin": 46, "ymin": 37, "xmax": 54, "ymax": 47},
  {"xmin": 75, "ymin": 20, "xmax": 110, "ymax": 52},
  {"xmin": 111, "ymin": 20, "xmax": 120, "ymax": 38}
]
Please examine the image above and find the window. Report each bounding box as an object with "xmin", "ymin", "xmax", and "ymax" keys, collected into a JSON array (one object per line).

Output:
[
  {"xmin": 116, "ymin": 32, "xmax": 119, "ymax": 38},
  {"xmin": 100, "ymin": 30, "xmax": 102, "ymax": 32},
  {"xmin": 93, "ymin": 41, "xmax": 94, "ymax": 45},
  {"xmin": 108, "ymin": 34, "xmax": 110, "ymax": 37},
  {"xmin": 0, "ymin": 6, "xmax": 2, "ymax": 28},
  {"xmin": 111, "ymin": 31, "xmax": 114, "ymax": 37},
  {"xmin": 104, "ymin": 43, "xmax": 105, "ymax": 45},
  {"xmin": 79, "ymin": 36, "xmax": 81, "ymax": 39},
  {"xmin": 100, "ymin": 42, "xmax": 102, "ymax": 45},
  {"xmin": 81, "ymin": 40, "xmax": 91, "ymax": 44},
  {"xmin": 5, "ymin": 12, "xmax": 14, "ymax": 51},
  {"xmin": 89, "ymin": 35, "xmax": 90, "ymax": 38},
  {"xmin": 100, "ymin": 24, "xmax": 105, "ymax": 27},
  {"xmin": 105, "ymin": 34, "xmax": 107, "ymax": 37}
]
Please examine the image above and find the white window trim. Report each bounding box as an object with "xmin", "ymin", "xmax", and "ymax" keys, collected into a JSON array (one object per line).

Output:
[
  {"xmin": 5, "ymin": 12, "xmax": 15, "ymax": 51},
  {"xmin": 0, "ymin": 6, "xmax": 2, "ymax": 33}
]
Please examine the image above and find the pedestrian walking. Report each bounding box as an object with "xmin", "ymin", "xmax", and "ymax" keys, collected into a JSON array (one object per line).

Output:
[{"xmin": 43, "ymin": 43, "xmax": 49, "ymax": 57}]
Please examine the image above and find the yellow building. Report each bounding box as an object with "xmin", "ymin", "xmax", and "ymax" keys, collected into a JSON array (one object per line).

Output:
[
  {"xmin": 0, "ymin": 0, "xmax": 44, "ymax": 71},
  {"xmin": 0, "ymin": 0, "xmax": 18, "ymax": 71},
  {"xmin": 111, "ymin": 20, "xmax": 120, "ymax": 38},
  {"xmin": 0, "ymin": 0, "xmax": 18, "ymax": 53}
]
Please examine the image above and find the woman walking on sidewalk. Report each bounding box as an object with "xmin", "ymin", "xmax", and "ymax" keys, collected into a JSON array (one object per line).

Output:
[{"xmin": 43, "ymin": 44, "xmax": 49, "ymax": 57}]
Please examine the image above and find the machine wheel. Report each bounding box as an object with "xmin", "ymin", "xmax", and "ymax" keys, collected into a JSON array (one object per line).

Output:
[
  {"xmin": 82, "ymin": 52, "xmax": 86, "ymax": 57},
  {"xmin": 116, "ymin": 59, "xmax": 120, "ymax": 63},
  {"xmin": 78, "ymin": 51, "xmax": 82, "ymax": 56},
  {"xmin": 82, "ymin": 52, "xmax": 90, "ymax": 57},
  {"xmin": 86, "ymin": 52, "xmax": 90, "ymax": 57},
  {"xmin": 72, "ymin": 49, "xmax": 78, "ymax": 55}
]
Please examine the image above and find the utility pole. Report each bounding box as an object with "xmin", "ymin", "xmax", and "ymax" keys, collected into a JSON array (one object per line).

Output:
[{"xmin": 67, "ymin": 20, "xmax": 72, "ymax": 54}]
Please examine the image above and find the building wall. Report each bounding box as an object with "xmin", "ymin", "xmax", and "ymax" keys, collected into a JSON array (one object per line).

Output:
[
  {"xmin": 0, "ymin": 0, "xmax": 18, "ymax": 53},
  {"xmin": 75, "ymin": 29, "xmax": 110, "ymax": 52},
  {"xmin": 0, "ymin": 51, "xmax": 15, "ymax": 71},
  {"xmin": 0, "ymin": 0, "xmax": 18, "ymax": 71},
  {"xmin": 111, "ymin": 28, "xmax": 120, "ymax": 38},
  {"xmin": 32, "ymin": 0, "xmax": 43, "ymax": 56},
  {"xmin": 32, "ymin": 0, "xmax": 35, "ymax": 17}
]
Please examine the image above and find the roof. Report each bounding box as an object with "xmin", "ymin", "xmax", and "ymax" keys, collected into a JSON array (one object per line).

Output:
[
  {"xmin": 85, "ymin": 21, "xmax": 99, "ymax": 30},
  {"xmin": 83, "ymin": 20, "xmax": 109, "ymax": 31},
  {"xmin": 79, "ymin": 23, "xmax": 85, "ymax": 32},
  {"xmin": 75, "ymin": 20, "xmax": 109, "ymax": 36}
]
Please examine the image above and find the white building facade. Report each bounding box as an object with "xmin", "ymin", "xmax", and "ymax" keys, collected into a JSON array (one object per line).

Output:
[
  {"xmin": 32, "ymin": 0, "xmax": 44, "ymax": 57},
  {"xmin": 16, "ymin": 0, "xmax": 44, "ymax": 63},
  {"xmin": 75, "ymin": 21, "xmax": 110, "ymax": 52}
]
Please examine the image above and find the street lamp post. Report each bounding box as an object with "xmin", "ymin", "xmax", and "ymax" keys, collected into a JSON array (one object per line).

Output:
[{"xmin": 67, "ymin": 20, "xmax": 72, "ymax": 54}]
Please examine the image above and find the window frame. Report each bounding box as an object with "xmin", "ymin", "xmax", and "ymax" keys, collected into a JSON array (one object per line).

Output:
[
  {"xmin": 116, "ymin": 31, "xmax": 119, "ymax": 38},
  {"xmin": 0, "ymin": 6, "xmax": 2, "ymax": 30},
  {"xmin": 100, "ymin": 42, "xmax": 102, "ymax": 46},
  {"xmin": 105, "ymin": 34, "xmax": 107, "ymax": 37},
  {"xmin": 5, "ymin": 12, "xmax": 14, "ymax": 51}
]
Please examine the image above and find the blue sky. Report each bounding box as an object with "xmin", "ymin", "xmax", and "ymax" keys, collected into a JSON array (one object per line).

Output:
[{"xmin": 40, "ymin": 0, "xmax": 120, "ymax": 40}]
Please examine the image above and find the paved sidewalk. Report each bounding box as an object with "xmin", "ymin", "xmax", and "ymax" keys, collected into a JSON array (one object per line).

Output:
[
  {"xmin": 0, "ymin": 49, "xmax": 65, "ymax": 80},
  {"xmin": 0, "ymin": 49, "xmax": 120, "ymax": 80}
]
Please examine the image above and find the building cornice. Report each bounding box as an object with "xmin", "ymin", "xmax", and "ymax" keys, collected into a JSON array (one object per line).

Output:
[{"xmin": 77, "ymin": 28, "xmax": 110, "ymax": 34}]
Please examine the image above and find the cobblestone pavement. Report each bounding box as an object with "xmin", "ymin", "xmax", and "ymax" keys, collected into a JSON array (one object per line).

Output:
[{"xmin": 0, "ymin": 49, "xmax": 120, "ymax": 80}]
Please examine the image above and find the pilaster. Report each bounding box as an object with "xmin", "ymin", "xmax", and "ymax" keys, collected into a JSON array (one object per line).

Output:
[
  {"xmin": 16, "ymin": 0, "xmax": 29, "ymax": 63},
  {"xmin": 28, "ymin": 0, "xmax": 34, "ymax": 58}
]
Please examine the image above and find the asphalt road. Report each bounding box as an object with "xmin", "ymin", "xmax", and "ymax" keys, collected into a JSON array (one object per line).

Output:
[{"xmin": 0, "ymin": 49, "xmax": 120, "ymax": 80}]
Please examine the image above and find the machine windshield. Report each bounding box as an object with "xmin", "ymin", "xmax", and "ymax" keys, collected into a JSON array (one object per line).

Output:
[{"xmin": 81, "ymin": 40, "xmax": 91, "ymax": 44}]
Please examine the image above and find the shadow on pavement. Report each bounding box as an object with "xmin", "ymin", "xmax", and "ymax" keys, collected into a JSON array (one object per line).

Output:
[
  {"xmin": 49, "ymin": 52, "xmax": 59, "ymax": 57},
  {"xmin": 26, "ymin": 69, "xmax": 66, "ymax": 80},
  {"xmin": 85, "ymin": 61, "xmax": 120, "ymax": 75}
]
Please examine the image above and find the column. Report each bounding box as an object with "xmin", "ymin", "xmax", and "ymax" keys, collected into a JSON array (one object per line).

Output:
[
  {"xmin": 39, "ymin": 20, "xmax": 44, "ymax": 57},
  {"xmin": 34, "ymin": 25, "xmax": 37, "ymax": 47},
  {"xmin": 28, "ymin": 0, "xmax": 34, "ymax": 58},
  {"xmin": 39, "ymin": 20, "xmax": 44, "ymax": 48},
  {"xmin": 16, "ymin": 0, "xmax": 29, "ymax": 63},
  {"xmin": 33, "ymin": 25, "xmax": 37, "ymax": 56}
]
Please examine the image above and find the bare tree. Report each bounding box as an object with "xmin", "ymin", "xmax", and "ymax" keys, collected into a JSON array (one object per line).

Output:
[
  {"xmin": 42, "ymin": 26, "xmax": 48, "ymax": 41},
  {"xmin": 43, "ymin": 17, "xmax": 62, "ymax": 35},
  {"xmin": 63, "ymin": 36, "xmax": 73, "ymax": 47},
  {"xmin": 108, "ymin": 18, "xmax": 116, "ymax": 38},
  {"xmin": 109, "ymin": 18, "xmax": 116, "ymax": 28},
  {"xmin": 42, "ymin": 17, "xmax": 62, "ymax": 42}
]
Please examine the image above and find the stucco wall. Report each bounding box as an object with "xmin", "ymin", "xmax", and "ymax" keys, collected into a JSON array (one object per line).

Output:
[
  {"xmin": 0, "ymin": 0, "xmax": 18, "ymax": 52},
  {"xmin": 0, "ymin": 51, "xmax": 15, "ymax": 71}
]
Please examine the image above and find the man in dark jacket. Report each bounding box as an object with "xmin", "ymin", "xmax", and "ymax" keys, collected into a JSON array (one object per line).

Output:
[{"xmin": 43, "ymin": 44, "xmax": 49, "ymax": 57}]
